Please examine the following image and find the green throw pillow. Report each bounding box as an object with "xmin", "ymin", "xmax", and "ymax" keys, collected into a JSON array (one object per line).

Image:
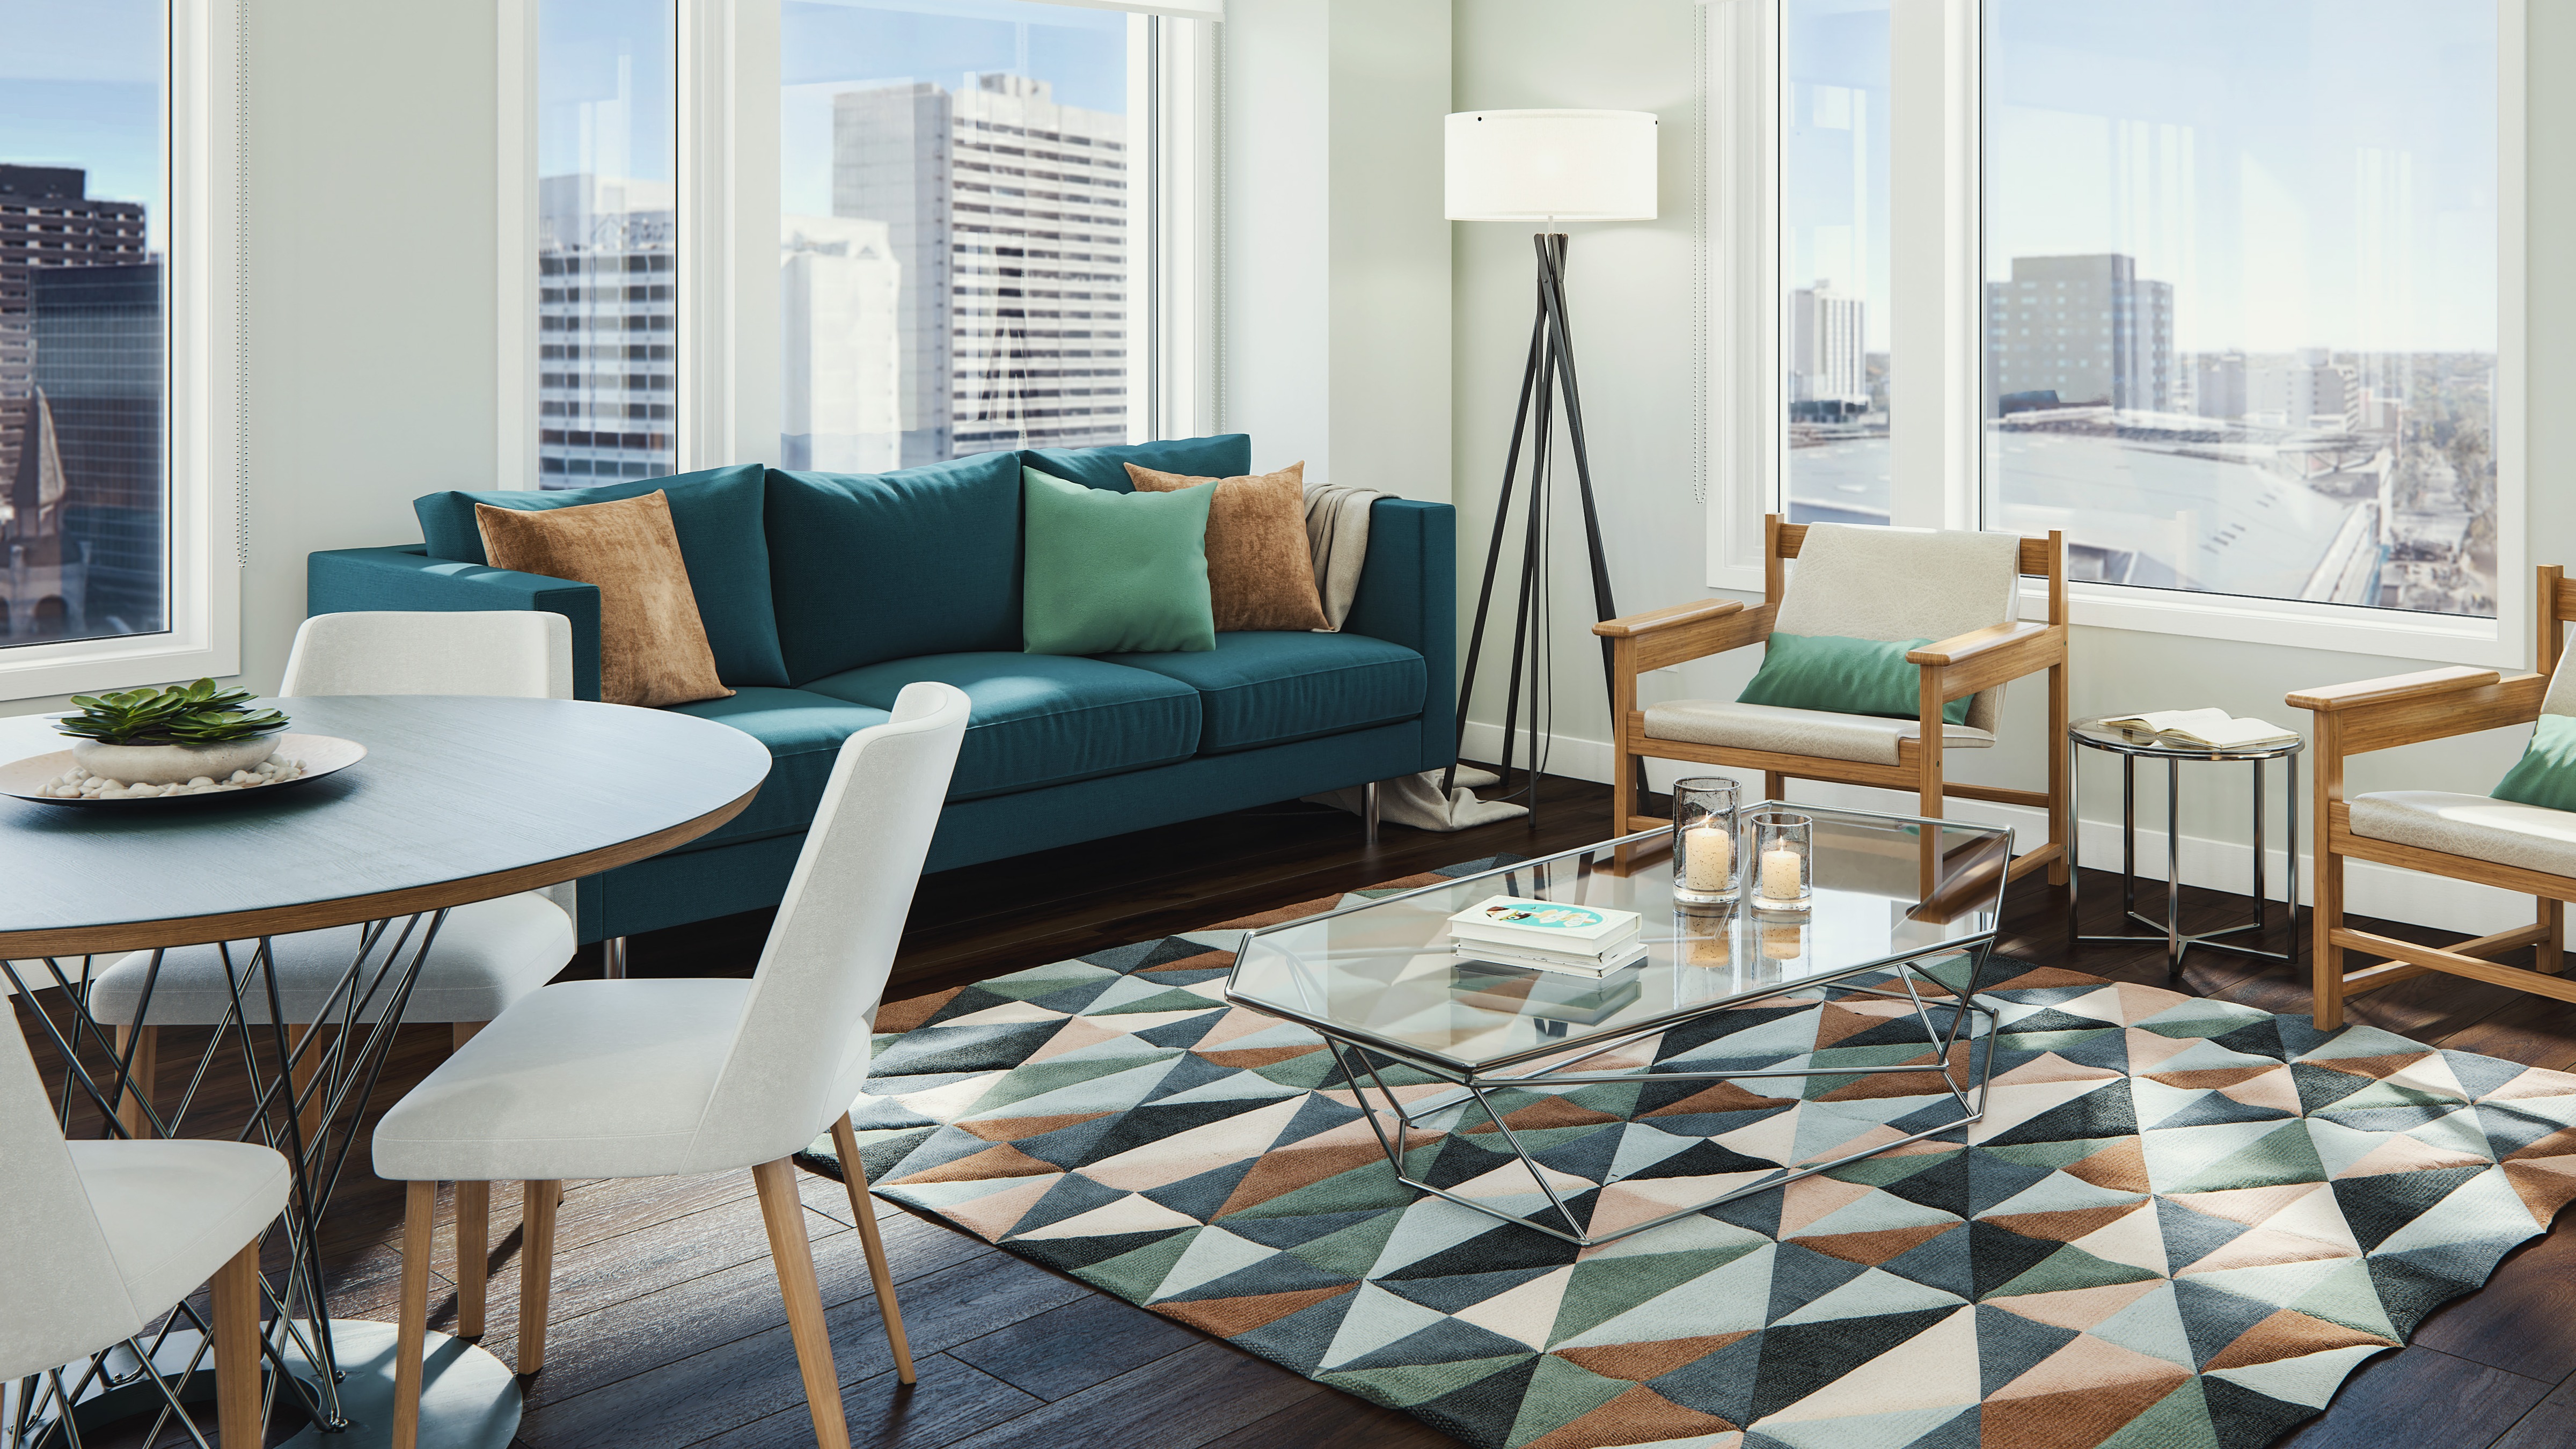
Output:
[
  {"xmin": 1737, "ymin": 632, "xmax": 1973, "ymax": 724},
  {"xmin": 2494, "ymin": 714, "xmax": 2576, "ymax": 811},
  {"xmin": 1021, "ymin": 467, "xmax": 1217, "ymax": 655}
]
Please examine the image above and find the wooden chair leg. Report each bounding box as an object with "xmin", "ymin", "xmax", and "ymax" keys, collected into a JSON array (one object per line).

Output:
[
  {"xmin": 754, "ymin": 1158, "xmax": 852, "ymax": 1449},
  {"xmin": 455, "ymin": 1181, "xmax": 489, "ymax": 1339},
  {"xmin": 831, "ymin": 1114, "xmax": 916, "ymax": 1384},
  {"xmin": 210, "ymin": 1238, "xmax": 265, "ymax": 1449},
  {"xmin": 2314, "ymin": 846, "xmax": 2347, "ymax": 1031},
  {"xmin": 113, "ymin": 1024, "xmax": 156, "ymax": 1139},
  {"xmin": 1763, "ymin": 770, "xmax": 1785, "ymax": 804},
  {"xmin": 394, "ymin": 1180, "xmax": 435, "ymax": 1449},
  {"xmin": 2543, "ymin": 898, "xmax": 2567, "ymax": 976},
  {"xmin": 2046, "ymin": 660, "xmax": 2071, "ymax": 886},
  {"xmin": 519, "ymin": 1180, "xmax": 560, "ymax": 1374}
]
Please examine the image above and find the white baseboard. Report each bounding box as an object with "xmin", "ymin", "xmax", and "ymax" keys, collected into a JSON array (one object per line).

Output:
[{"xmin": 1461, "ymin": 720, "xmax": 2536, "ymax": 940}]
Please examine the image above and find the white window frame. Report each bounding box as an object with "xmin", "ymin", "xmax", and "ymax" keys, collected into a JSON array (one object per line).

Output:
[
  {"xmin": 496, "ymin": 0, "xmax": 1217, "ymax": 490},
  {"xmin": 1, "ymin": 0, "xmax": 245, "ymax": 701},
  {"xmin": 1704, "ymin": 0, "xmax": 2529, "ymax": 669}
]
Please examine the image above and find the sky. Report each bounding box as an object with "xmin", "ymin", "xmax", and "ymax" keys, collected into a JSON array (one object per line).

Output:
[
  {"xmin": 532, "ymin": 0, "xmax": 1127, "ymax": 215},
  {"xmin": 0, "ymin": 0, "xmax": 165, "ymax": 244},
  {"xmin": 1788, "ymin": 0, "xmax": 2499, "ymax": 355}
]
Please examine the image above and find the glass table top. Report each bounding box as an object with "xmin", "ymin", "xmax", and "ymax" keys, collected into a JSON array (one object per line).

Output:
[{"xmin": 1225, "ymin": 803, "xmax": 2014, "ymax": 1075}]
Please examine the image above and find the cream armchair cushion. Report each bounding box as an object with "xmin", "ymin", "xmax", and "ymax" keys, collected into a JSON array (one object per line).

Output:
[
  {"xmin": 2350, "ymin": 791, "xmax": 2576, "ymax": 879},
  {"xmin": 1643, "ymin": 700, "xmax": 1995, "ymax": 767}
]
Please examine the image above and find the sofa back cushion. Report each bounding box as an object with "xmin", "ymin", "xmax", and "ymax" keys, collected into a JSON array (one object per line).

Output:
[
  {"xmin": 765, "ymin": 451, "xmax": 1024, "ymax": 682},
  {"xmin": 1020, "ymin": 434, "xmax": 1250, "ymax": 494},
  {"xmin": 414, "ymin": 464, "xmax": 788, "ymax": 687}
]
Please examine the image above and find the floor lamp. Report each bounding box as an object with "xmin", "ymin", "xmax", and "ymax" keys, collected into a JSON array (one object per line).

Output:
[{"xmin": 1442, "ymin": 109, "xmax": 1659, "ymax": 821}]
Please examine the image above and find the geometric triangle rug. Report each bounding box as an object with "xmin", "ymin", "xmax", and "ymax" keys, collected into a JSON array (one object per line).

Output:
[{"xmin": 802, "ymin": 860, "xmax": 2576, "ymax": 1449}]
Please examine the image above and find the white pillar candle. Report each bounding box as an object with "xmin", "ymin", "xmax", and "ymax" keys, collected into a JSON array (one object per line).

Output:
[
  {"xmin": 1682, "ymin": 823, "xmax": 1732, "ymax": 890},
  {"xmin": 1761, "ymin": 847, "xmax": 1804, "ymax": 902}
]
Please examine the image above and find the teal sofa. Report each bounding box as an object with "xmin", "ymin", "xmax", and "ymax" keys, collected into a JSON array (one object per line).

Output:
[{"xmin": 306, "ymin": 435, "xmax": 1457, "ymax": 944}]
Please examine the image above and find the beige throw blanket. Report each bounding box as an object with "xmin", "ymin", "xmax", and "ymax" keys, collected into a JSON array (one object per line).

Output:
[{"xmin": 1299, "ymin": 482, "xmax": 1528, "ymax": 831}]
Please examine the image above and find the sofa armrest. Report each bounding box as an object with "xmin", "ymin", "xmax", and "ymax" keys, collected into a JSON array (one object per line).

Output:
[
  {"xmin": 1341, "ymin": 499, "xmax": 1458, "ymax": 774},
  {"xmin": 306, "ymin": 545, "xmax": 605, "ymax": 701}
]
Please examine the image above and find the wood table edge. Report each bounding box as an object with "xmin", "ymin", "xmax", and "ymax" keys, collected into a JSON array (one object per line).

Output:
[{"xmin": 0, "ymin": 781, "xmax": 760, "ymax": 958}]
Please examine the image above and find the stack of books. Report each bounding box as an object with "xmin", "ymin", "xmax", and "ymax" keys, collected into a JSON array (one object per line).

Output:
[
  {"xmin": 1447, "ymin": 896, "xmax": 1646, "ymax": 978},
  {"xmin": 2099, "ymin": 708, "xmax": 2301, "ymax": 750}
]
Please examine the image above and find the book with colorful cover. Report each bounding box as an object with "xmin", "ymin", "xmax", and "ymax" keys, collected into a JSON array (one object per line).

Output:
[{"xmin": 1447, "ymin": 896, "xmax": 1643, "ymax": 955}]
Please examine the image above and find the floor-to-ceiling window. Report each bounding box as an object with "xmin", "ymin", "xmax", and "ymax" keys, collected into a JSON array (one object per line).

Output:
[{"xmin": 537, "ymin": 0, "xmax": 678, "ymax": 488}]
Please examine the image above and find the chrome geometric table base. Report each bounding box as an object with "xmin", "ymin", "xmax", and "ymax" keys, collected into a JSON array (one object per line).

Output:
[
  {"xmin": 2067, "ymin": 731, "xmax": 2304, "ymax": 978},
  {"xmin": 4, "ymin": 1322, "xmax": 519, "ymax": 1449},
  {"xmin": 1324, "ymin": 949, "xmax": 2001, "ymax": 1247},
  {"xmin": 3, "ymin": 912, "xmax": 511, "ymax": 1447}
]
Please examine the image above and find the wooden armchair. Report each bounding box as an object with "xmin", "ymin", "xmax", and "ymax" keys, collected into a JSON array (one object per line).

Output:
[
  {"xmin": 2289, "ymin": 565, "xmax": 2576, "ymax": 1030},
  {"xmin": 1594, "ymin": 516, "xmax": 2071, "ymax": 894}
]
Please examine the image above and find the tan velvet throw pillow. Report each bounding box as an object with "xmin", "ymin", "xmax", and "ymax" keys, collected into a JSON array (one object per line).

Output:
[
  {"xmin": 1124, "ymin": 460, "xmax": 1330, "ymax": 633},
  {"xmin": 474, "ymin": 491, "xmax": 734, "ymax": 708}
]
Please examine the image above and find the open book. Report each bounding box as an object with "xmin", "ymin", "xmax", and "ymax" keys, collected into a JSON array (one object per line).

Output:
[{"xmin": 2099, "ymin": 708, "xmax": 2300, "ymax": 750}]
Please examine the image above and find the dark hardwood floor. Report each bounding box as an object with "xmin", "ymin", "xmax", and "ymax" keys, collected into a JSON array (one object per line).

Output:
[{"xmin": 18, "ymin": 770, "xmax": 2576, "ymax": 1448}]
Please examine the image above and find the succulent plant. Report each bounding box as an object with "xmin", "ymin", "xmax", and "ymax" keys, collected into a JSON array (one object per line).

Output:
[{"xmin": 55, "ymin": 679, "xmax": 290, "ymax": 748}]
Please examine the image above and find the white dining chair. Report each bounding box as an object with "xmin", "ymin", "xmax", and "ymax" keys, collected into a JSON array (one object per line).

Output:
[
  {"xmin": 371, "ymin": 680, "xmax": 969, "ymax": 1449},
  {"xmin": 86, "ymin": 611, "xmax": 582, "ymax": 1336},
  {"xmin": 2, "ymin": 1010, "xmax": 291, "ymax": 1448}
]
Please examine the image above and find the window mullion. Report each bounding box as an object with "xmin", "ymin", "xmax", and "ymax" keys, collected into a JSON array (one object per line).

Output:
[{"xmin": 1885, "ymin": 0, "xmax": 1977, "ymax": 530}]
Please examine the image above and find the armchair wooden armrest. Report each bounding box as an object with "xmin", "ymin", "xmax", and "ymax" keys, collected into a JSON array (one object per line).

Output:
[
  {"xmin": 2286, "ymin": 666, "xmax": 2500, "ymax": 714},
  {"xmin": 2289, "ymin": 665, "xmax": 2545, "ymax": 756},
  {"xmin": 1908, "ymin": 620, "xmax": 2066, "ymax": 702},
  {"xmin": 1595, "ymin": 598, "xmax": 1770, "ymax": 674}
]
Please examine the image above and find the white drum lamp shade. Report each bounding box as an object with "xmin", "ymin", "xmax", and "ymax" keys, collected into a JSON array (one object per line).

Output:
[{"xmin": 1444, "ymin": 109, "xmax": 1658, "ymax": 222}]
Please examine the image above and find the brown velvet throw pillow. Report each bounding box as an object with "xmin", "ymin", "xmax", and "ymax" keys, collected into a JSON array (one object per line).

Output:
[
  {"xmin": 474, "ymin": 491, "xmax": 734, "ymax": 708},
  {"xmin": 1124, "ymin": 460, "xmax": 1330, "ymax": 633}
]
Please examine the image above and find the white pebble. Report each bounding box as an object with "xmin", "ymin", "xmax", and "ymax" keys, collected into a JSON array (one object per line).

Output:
[
  {"xmin": 187, "ymin": 776, "xmax": 215, "ymax": 788},
  {"xmin": 229, "ymin": 770, "xmax": 257, "ymax": 784},
  {"xmin": 91, "ymin": 779, "xmax": 121, "ymax": 793}
]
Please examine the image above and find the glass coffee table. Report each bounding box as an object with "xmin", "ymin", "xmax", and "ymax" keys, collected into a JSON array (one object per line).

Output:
[{"xmin": 1225, "ymin": 803, "xmax": 2014, "ymax": 1246}]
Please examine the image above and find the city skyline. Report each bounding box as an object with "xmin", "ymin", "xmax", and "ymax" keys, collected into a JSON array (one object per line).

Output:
[{"xmin": 1787, "ymin": 0, "xmax": 2499, "ymax": 357}]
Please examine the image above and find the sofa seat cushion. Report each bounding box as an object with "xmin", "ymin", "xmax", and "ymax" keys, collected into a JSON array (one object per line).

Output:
[
  {"xmin": 805, "ymin": 653, "xmax": 1200, "ymax": 800},
  {"xmin": 2350, "ymin": 791, "xmax": 2576, "ymax": 878},
  {"xmin": 1643, "ymin": 699, "xmax": 1994, "ymax": 767},
  {"xmin": 668, "ymin": 687, "xmax": 892, "ymax": 847},
  {"xmin": 1103, "ymin": 632, "xmax": 1427, "ymax": 755}
]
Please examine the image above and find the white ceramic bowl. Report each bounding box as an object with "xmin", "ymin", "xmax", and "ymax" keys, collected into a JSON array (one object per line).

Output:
[{"xmin": 70, "ymin": 735, "xmax": 281, "ymax": 786}]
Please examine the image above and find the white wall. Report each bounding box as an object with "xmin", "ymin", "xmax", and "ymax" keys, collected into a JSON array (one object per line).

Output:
[
  {"xmin": 1453, "ymin": 0, "xmax": 2574, "ymax": 936},
  {"xmin": 1223, "ymin": 0, "xmax": 1452, "ymax": 500},
  {"xmin": 1, "ymin": 0, "xmax": 503, "ymax": 720}
]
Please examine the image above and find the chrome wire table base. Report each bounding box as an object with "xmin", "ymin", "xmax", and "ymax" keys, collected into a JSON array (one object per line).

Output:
[
  {"xmin": 0, "ymin": 911, "xmax": 523, "ymax": 1448},
  {"xmin": 2066, "ymin": 723, "xmax": 2306, "ymax": 979},
  {"xmin": 3, "ymin": 1322, "xmax": 518, "ymax": 1449},
  {"xmin": 1325, "ymin": 950, "xmax": 2001, "ymax": 1248}
]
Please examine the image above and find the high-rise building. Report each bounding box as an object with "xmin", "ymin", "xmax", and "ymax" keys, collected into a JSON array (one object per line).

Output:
[
  {"xmin": 2192, "ymin": 352, "xmax": 2248, "ymax": 420},
  {"xmin": 2253, "ymin": 347, "xmax": 2361, "ymax": 433},
  {"xmin": 833, "ymin": 71, "xmax": 1128, "ymax": 465},
  {"xmin": 1, "ymin": 165, "xmax": 150, "ymax": 486},
  {"xmin": 30, "ymin": 263, "xmax": 162, "ymax": 635},
  {"xmin": 1788, "ymin": 282, "xmax": 1866, "ymax": 410},
  {"xmin": 780, "ymin": 216, "xmax": 903, "ymax": 473},
  {"xmin": 1985, "ymin": 253, "xmax": 2174, "ymax": 414},
  {"xmin": 537, "ymin": 175, "xmax": 676, "ymax": 488}
]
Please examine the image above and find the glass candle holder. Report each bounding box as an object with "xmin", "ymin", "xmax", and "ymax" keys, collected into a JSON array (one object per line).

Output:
[
  {"xmin": 1760, "ymin": 920, "xmax": 1806, "ymax": 963},
  {"xmin": 1671, "ymin": 777, "xmax": 1740, "ymax": 906},
  {"xmin": 1748, "ymin": 810, "xmax": 1814, "ymax": 913}
]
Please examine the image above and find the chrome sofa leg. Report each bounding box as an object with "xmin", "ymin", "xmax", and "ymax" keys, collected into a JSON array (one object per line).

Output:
[
  {"xmin": 1363, "ymin": 781, "xmax": 1382, "ymax": 846},
  {"xmin": 603, "ymin": 935, "xmax": 628, "ymax": 980}
]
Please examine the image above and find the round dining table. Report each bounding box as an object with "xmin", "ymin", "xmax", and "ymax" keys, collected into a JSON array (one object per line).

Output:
[{"xmin": 1, "ymin": 695, "xmax": 770, "ymax": 1449}]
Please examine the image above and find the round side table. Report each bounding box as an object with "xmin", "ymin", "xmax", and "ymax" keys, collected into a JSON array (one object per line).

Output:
[{"xmin": 2067, "ymin": 717, "xmax": 2304, "ymax": 978}]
